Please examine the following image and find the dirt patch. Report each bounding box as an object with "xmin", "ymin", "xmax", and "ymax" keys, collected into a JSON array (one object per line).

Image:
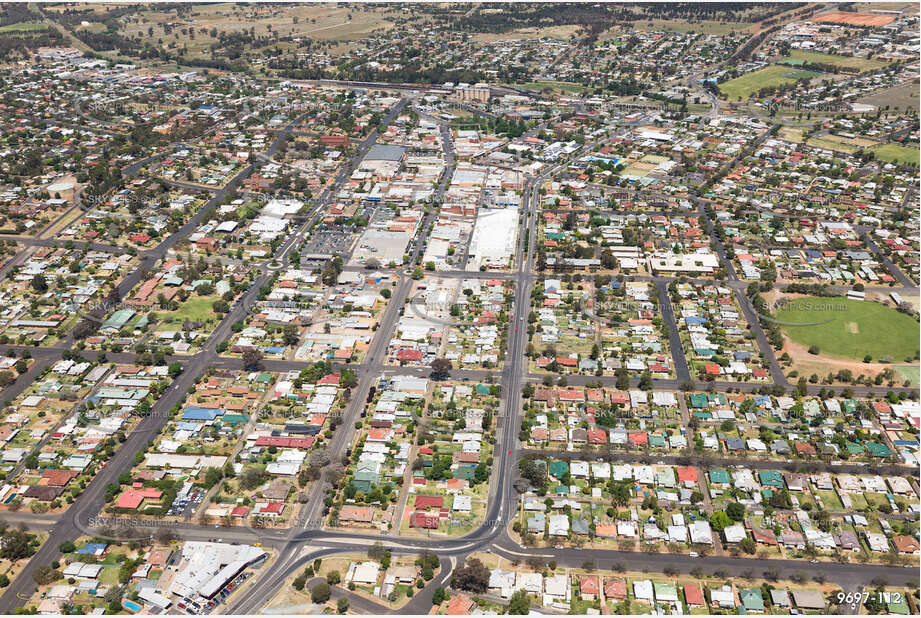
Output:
[
  {"xmin": 810, "ymin": 11, "xmax": 895, "ymax": 27},
  {"xmin": 766, "ymin": 290, "xmax": 912, "ymax": 379},
  {"xmin": 781, "ymin": 334, "xmax": 913, "ymax": 382}
]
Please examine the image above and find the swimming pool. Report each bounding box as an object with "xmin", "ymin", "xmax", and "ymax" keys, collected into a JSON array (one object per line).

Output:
[{"xmin": 122, "ymin": 600, "xmax": 142, "ymax": 613}]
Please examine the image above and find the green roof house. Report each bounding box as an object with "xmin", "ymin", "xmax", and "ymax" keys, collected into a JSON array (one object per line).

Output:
[
  {"xmin": 548, "ymin": 460, "xmax": 569, "ymax": 479},
  {"xmin": 740, "ymin": 588, "xmax": 764, "ymax": 613}
]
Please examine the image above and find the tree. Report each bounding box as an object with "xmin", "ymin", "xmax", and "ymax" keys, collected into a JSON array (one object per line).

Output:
[
  {"xmin": 203, "ymin": 467, "xmax": 223, "ymax": 488},
  {"xmin": 168, "ymin": 362, "xmax": 183, "ymax": 378},
  {"xmin": 33, "ymin": 565, "xmax": 61, "ymax": 586},
  {"xmin": 368, "ymin": 542, "xmax": 389, "ymax": 563},
  {"xmin": 0, "ymin": 370, "xmax": 15, "ymax": 387},
  {"xmin": 450, "ymin": 558, "xmax": 490, "ymax": 593},
  {"xmin": 326, "ymin": 570, "xmax": 341, "ymax": 585},
  {"xmin": 430, "ymin": 358, "xmax": 452, "ymax": 379},
  {"xmin": 711, "ymin": 510, "xmax": 731, "ymax": 532},
  {"xmin": 58, "ymin": 541, "xmax": 76, "ymax": 554},
  {"xmin": 508, "ymin": 590, "xmax": 531, "ymax": 614},
  {"xmin": 431, "ymin": 587, "xmax": 447, "ymax": 606},
  {"xmin": 239, "ymin": 466, "xmax": 266, "ymax": 490},
  {"xmin": 610, "ymin": 482, "xmax": 631, "ymax": 507},
  {"xmin": 336, "ymin": 597, "xmax": 349, "ymax": 613},
  {"xmin": 0, "ymin": 529, "xmax": 33, "ymax": 561},
  {"xmin": 31, "ymin": 274, "xmax": 47, "ymax": 293},
  {"xmin": 282, "ymin": 324, "xmax": 299, "ymax": 346},
  {"xmin": 242, "ymin": 348, "xmax": 264, "ymax": 370},
  {"xmin": 311, "ymin": 581, "xmax": 331, "ymax": 603},
  {"xmin": 725, "ymin": 502, "xmax": 746, "ymax": 522}
]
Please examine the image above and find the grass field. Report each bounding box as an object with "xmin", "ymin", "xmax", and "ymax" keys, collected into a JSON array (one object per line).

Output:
[
  {"xmin": 894, "ymin": 365, "xmax": 920, "ymax": 386},
  {"xmin": 870, "ymin": 143, "xmax": 920, "ymax": 166},
  {"xmin": 785, "ymin": 50, "xmax": 889, "ymax": 73},
  {"xmin": 806, "ymin": 134, "xmax": 876, "ymax": 154},
  {"xmin": 162, "ymin": 295, "xmax": 221, "ymax": 324},
  {"xmin": 719, "ymin": 65, "xmax": 820, "ymax": 101},
  {"xmin": 778, "ymin": 127, "xmax": 805, "ymax": 143},
  {"xmin": 506, "ymin": 80, "xmax": 590, "ymax": 94},
  {"xmin": 0, "ymin": 21, "xmax": 49, "ymax": 34},
  {"xmin": 776, "ymin": 297, "xmax": 920, "ymax": 362}
]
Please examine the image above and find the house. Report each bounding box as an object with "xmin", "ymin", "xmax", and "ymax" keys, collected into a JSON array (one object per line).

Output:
[
  {"xmin": 893, "ymin": 535, "xmax": 920, "ymax": 555},
  {"xmin": 865, "ymin": 532, "xmax": 889, "ymax": 552},
  {"xmin": 543, "ymin": 574, "xmax": 570, "ymax": 607},
  {"xmin": 488, "ymin": 569, "xmax": 515, "ymax": 599},
  {"xmin": 781, "ymin": 530, "xmax": 805, "ymax": 550},
  {"xmin": 548, "ymin": 514, "xmax": 570, "ymax": 536},
  {"xmin": 41, "ymin": 469, "xmax": 77, "ymax": 487},
  {"xmin": 723, "ymin": 523, "xmax": 746, "ymax": 544},
  {"xmin": 22, "ymin": 486, "xmax": 64, "ymax": 502},
  {"xmin": 654, "ymin": 582, "xmax": 678, "ymax": 603},
  {"xmin": 114, "ymin": 487, "xmax": 163, "ymax": 510},
  {"xmin": 604, "ymin": 578, "xmax": 627, "ymax": 601},
  {"xmin": 254, "ymin": 501, "xmax": 285, "ymax": 518},
  {"xmin": 684, "ymin": 584, "xmax": 705, "ymax": 608},
  {"xmin": 76, "ymin": 543, "xmax": 108, "ymax": 558},
  {"xmin": 834, "ymin": 530, "xmax": 860, "ymax": 552},
  {"xmin": 350, "ymin": 561, "xmax": 381, "ymax": 586},
  {"xmin": 339, "ymin": 505, "xmax": 373, "ymax": 524},
  {"xmin": 633, "ymin": 579, "xmax": 653, "ymax": 603},
  {"xmin": 770, "ymin": 589, "xmax": 791, "ymax": 608},
  {"xmin": 792, "ymin": 589, "xmax": 825, "ymax": 611},
  {"xmin": 740, "ymin": 588, "xmax": 764, "ymax": 613},
  {"xmin": 410, "ymin": 512, "xmax": 440, "ymax": 529},
  {"xmin": 527, "ymin": 512, "xmax": 546, "ymax": 534},
  {"xmin": 579, "ymin": 575, "xmax": 599, "ymax": 601},
  {"xmin": 415, "ymin": 495, "xmax": 444, "ymax": 510},
  {"xmin": 516, "ymin": 571, "xmax": 542, "ymax": 595},
  {"xmin": 710, "ymin": 585, "xmax": 735, "ymax": 609},
  {"xmin": 746, "ymin": 520, "xmax": 778, "ymax": 546},
  {"xmin": 445, "ymin": 594, "xmax": 475, "ymax": 615},
  {"xmin": 689, "ymin": 520, "xmax": 713, "ymax": 544}
]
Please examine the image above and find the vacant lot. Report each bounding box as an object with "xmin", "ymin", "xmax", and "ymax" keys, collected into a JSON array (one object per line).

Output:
[
  {"xmin": 857, "ymin": 81, "xmax": 920, "ymax": 113},
  {"xmin": 776, "ymin": 297, "xmax": 920, "ymax": 362},
  {"xmin": 785, "ymin": 50, "xmax": 889, "ymax": 73},
  {"xmin": 810, "ymin": 11, "xmax": 896, "ymax": 27},
  {"xmin": 719, "ymin": 65, "xmax": 820, "ymax": 100},
  {"xmin": 635, "ymin": 19, "xmax": 752, "ymax": 35},
  {"xmin": 806, "ymin": 133, "xmax": 876, "ymax": 154},
  {"xmin": 473, "ymin": 24, "xmax": 580, "ymax": 42},
  {"xmin": 870, "ymin": 143, "xmax": 920, "ymax": 166},
  {"xmin": 507, "ymin": 80, "xmax": 590, "ymax": 95}
]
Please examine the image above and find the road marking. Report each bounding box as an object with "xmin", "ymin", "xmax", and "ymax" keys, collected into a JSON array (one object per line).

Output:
[{"xmin": 494, "ymin": 546, "xmax": 552, "ymax": 559}]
